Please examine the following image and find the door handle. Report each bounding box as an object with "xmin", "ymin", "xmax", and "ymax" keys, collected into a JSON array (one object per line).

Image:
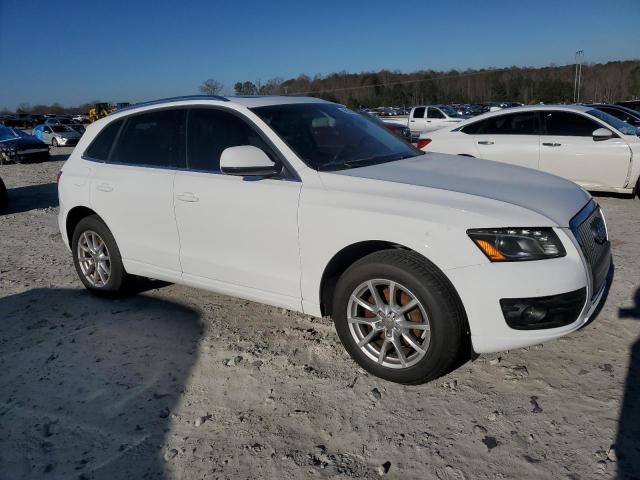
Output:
[
  {"xmin": 542, "ymin": 142, "xmax": 562, "ymax": 147},
  {"xmin": 176, "ymin": 192, "xmax": 199, "ymax": 202},
  {"xmin": 426, "ymin": 120, "xmax": 431, "ymax": 123},
  {"xmin": 96, "ymin": 183, "xmax": 113, "ymax": 192},
  {"xmin": 477, "ymin": 140, "xmax": 494, "ymax": 145},
  {"xmin": 410, "ymin": 120, "xmax": 416, "ymax": 122}
]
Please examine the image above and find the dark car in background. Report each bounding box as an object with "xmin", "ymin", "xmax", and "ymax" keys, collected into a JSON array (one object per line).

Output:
[
  {"xmin": 0, "ymin": 126, "xmax": 50, "ymax": 164},
  {"xmin": 617, "ymin": 100, "xmax": 640, "ymax": 112},
  {"xmin": 586, "ymin": 103, "xmax": 640, "ymax": 128},
  {"xmin": 361, "ymin": 111, "xmax": 411, "ymax": 140}
]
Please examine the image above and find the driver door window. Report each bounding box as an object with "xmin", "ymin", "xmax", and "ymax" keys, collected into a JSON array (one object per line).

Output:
[
  {"xmin": 187, "ymin": 108, "xmax": 277, "ymax": 173},
  {"xmin": 427, "ymin": 108, "xmax": 445, "ymax": 119}
]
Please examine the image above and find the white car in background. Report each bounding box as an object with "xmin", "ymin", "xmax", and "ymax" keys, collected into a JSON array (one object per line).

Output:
[
  {"xmin": 58, "ymin": 96, "xmax": 610, "ymax": 384},
  {"xmin": 418, "ymin": 105, "xmax": 640, "ymax": 195},
  {"xmin": 389, "ymin": 105, "xmax": 466, "ymax": 141}
]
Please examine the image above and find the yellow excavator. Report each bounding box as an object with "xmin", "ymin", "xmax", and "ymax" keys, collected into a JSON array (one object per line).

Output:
[{"xmin": 88, "ymin": 102, "xmax": 131, "ymax": 122}]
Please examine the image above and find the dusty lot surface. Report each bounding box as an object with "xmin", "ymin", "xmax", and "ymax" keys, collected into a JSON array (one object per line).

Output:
[{"xmin": 1, "ymin": 151, "xmax": 639, "ymax": 480}]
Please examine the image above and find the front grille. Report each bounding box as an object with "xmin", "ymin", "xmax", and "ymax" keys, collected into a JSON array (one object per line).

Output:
[{"xmin": 570, "ymin": 201, "xmax": 611, "ymax": 298}]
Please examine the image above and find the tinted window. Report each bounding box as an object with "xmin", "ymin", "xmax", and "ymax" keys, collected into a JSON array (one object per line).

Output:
[
  {"xmin": 460, "ymin": 120, "xmax": 484, "ymax": 134},
  {"xmin": 84, "ymin": 119, "xmax": 123, "ymax": 160},
  {"xmin": 412, "ymin": 107, "xmax": 425, "ymax": 119},
  {"xmin": 482, "ymin": 111, "xmax": 539, "ymax": 135},
  {"xmin": 187, "ymin": 108, "xmax": 275, "ymax": 172},
  {"xmin": 543, "ymin": 111, "xmax": 599, "ymax": 136},
  {"xmin": 427, "ymin": 108, "xmax": 445, "ymax": 119},
  {"xmin": 111, "ymin": 109, "xmax": 186, "ymax": 167}
]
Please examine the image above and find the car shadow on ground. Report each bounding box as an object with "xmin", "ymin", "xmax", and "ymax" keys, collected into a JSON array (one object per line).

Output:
[
  {"xmin": 616, "ymin": 286, "xmax": 640, "ymax": 479},
  {"xmin": 2, "ymin": 182, "xmax": 58, "ymax": 215},
  {"xmin": 0, "ymin": 287, "xmax": 202, "ymax": 479}
]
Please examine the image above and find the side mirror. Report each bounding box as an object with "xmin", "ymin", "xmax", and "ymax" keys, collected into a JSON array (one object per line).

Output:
[
  {"xmin": 592, "ymin": 127, "xmax": 613, "ymax": 141},
  {"xmin": 220, "ymin": 145, "xmax": 279, "ymax": 177}
]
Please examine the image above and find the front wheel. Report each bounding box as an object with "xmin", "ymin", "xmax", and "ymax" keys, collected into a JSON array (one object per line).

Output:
[
  {"xmin": 72, "ymin": 215, "xmax": 129, "ymax": 295},
  {"xmin": 52, "ymin": 137, "xmax": 58, "ymax": 147},
  {"xmin": 332, "ymin": 249, "xmax": 467, "ymax": 384}
]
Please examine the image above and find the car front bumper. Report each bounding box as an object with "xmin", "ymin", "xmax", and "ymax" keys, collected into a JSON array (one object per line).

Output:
[{"xmin": 445, "ymin": 225, "xmax": 611, "ymax": 354}]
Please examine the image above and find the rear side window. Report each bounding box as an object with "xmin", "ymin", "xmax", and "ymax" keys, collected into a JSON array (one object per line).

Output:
[
  {"xmin": 427, "ymin": 108, "xmax": 445, "ymax": 119},
  {"xmin": 111, "ymin": 109, "xmax": 186, "ymax": 168},
  {"xmin": 460, "ymin": 120, "xmax": 484, "ymax": 134},
  {"xmin": 482, "ymin": 112, "xmax": 539, "ymax": 135},
  {"xmin": 543, "ymin": 111, "xmax": 599, "ymax": 136},
  {"xmin": 187, "ymin": 108, "xmax": 275, "ymax": 172},
  {"xmin": 84, "ymin": 119, "xmax": 123, "ymax": 161},
  {"xmin": 412, "ymin": 107, "xmax": 425, "ymax": 119}
]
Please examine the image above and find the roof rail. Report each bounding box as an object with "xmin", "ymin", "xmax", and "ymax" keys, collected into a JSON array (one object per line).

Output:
[{"xmin": 115, "ymin": 95, "xmax": 229, "ymax": 113}]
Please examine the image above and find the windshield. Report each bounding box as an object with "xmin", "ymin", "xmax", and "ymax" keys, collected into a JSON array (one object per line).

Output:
[
  {"xmin": 252, "ymin": 103, "xmax": 421, "ymax": 171},
  {"xmin": 439, "ymin": 106, "xmax": 464, "ymax": 118},
  {"xmin": 587, "ymin": 109, "xmax": 638, "ymax": 135},
  {"xmin": 0, "ymin": 126, "xmax": 19, "ymax": 141},
  {"xmin": 51, "ymin": 125, "xmax": 72, "ymax": 133}
]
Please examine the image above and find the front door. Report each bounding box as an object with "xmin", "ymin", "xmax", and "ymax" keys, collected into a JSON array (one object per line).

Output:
[
  {"xmin": 173, "ymin": 107, "xmax": 302, "ymax": 310},
  {"xmin": 538, "ymin": 110, "xmax": 631, "ymax": 189}
]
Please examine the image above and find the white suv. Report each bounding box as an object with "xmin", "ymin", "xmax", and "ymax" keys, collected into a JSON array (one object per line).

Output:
[{"xmin": 58, "ymin": 95, "xmax": 611, "ymax": 384}]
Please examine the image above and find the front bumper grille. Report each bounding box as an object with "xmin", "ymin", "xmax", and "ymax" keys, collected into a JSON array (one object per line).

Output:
[{"xmin": 570, "ymin": 201, "xmax": 611, "ymax": 298}]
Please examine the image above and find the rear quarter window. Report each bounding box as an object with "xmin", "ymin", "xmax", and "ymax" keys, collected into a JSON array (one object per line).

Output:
[{"xmin": 84, "ymin": 119, "xmax": 123, "ymax": 161}]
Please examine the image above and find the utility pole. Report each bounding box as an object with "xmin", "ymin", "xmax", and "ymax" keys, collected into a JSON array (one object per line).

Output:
[{"xmin": 574, "ymin": 50, "xmax": 584, "ymax": 103}]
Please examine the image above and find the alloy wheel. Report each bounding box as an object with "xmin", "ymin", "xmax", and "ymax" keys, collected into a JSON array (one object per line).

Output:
[
  {"xmin": 77, "ymin": 230, "xmax": 111, "ymax": 287},
  {"xmin": 347, "ymin": 279, "xmax": 431, "ymax": 369}
]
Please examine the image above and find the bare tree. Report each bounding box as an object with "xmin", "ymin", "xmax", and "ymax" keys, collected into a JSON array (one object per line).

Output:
[{"xmin": 199, "ymin": 79, "xmax": 224, "ymax": 96}]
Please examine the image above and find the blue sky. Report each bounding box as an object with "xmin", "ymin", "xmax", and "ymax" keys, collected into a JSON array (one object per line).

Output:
[{"xmin": 0, "ymin": 0, "xmax": 638, "ymax": 110}]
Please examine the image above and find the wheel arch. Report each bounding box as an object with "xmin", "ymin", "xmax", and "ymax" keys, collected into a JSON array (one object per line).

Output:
[
  {"xmin": 65, "ymin": 206, "xmax": 103, "ymax": 246},
  {"xmin": 318, "ymin": 240, "xmax": 468, "ymax": 325}
]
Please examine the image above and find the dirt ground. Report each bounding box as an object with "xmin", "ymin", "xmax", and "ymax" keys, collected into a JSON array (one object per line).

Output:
[{"xmin": 1, "ymin": 149, "xmax": 639, "ymax": 480}]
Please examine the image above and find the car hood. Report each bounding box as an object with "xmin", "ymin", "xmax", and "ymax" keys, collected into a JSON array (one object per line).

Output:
[
  {"xmin": 0, "ymin": 136, "xmax": 47, "ymax": 149},
  {"xmin": 331, "ymin": 152, "xmax": 591, "ymax": 226}
]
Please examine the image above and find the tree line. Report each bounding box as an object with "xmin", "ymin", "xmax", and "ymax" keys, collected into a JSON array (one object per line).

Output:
[
  {"xmin": 5, "ymin": 60, "xmax": 638, "ymax": 115},
  {"xmin": 230, "ymin": 60, "xmax": 640, "ymax": 107}
]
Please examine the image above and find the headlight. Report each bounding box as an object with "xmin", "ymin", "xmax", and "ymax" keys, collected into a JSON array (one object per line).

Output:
[{"xmin": 467, "ymin": 228, "xmax": 566, "ymax": 262}]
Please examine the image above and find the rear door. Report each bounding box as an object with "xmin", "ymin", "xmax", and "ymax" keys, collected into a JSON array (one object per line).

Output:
[
  {"xmin": 88, "ymin": 109, "xmax": 185, "ymax": 279},
  {"xmin": 538, "ymin": 110, "xmax": 631, "ymax": 189},
  {"xmin": 469, "ymin": 111, "xmax": 540, "ymax": 169}
]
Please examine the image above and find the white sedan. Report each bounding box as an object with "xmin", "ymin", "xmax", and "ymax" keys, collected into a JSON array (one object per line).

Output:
[
  {"xmin": 418, "ymin": 105, "xmax": 640, "ymax": 195},
  {"xmin": 58, "ymin": 96, "xmax": 610, "ymax": 384}
]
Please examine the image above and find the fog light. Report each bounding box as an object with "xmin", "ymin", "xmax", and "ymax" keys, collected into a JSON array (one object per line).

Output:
[
  {"xmin": 500, "ymin": 288, "xmax": 586, "ymax": 330},
  {"xmin": 522, "ymin": 305, "xmax": 548, "ymax": 323}
]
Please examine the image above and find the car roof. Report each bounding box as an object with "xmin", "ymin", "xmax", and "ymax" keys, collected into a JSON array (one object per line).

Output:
[
  {"xmin": 455, "ymin": 104, "xmax": 594, "ymax": 125},
  {"xmin": 114, "ymin": 94, "xmax": 334, "ymax": 115}
]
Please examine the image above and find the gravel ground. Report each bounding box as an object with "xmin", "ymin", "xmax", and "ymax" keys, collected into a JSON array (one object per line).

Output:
[{"xmin": 1, "ymin": 150, "xmax": 639, "ymax": 480}]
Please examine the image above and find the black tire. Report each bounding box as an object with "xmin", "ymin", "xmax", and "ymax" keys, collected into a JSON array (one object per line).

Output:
[
  {"xmin": 71, "ymin": 215, "xmax": 129, "ymax": 296},
  {"xmin": 52, "ymin": 137, "xmax": 58, "ymax": 147},
  {"xmin": 0, "ymin": 177, "xmax": 8, "ymax": 210},
  {"xmin": 332, "ymin": 249, "xmax": 467, "ymax": 384}
]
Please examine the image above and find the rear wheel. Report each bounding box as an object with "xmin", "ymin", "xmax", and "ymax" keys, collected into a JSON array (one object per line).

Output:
[
  {"xmin": 332, "ymin": 249, "xmax": 467, "ymax": 384},
  {"xmin": 0, "ymin": 177, "xmax": 7, "ymax": 209},
  {"xmin": 72, "ymin": 215, "xmax": 129, "ymax": 295}
]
